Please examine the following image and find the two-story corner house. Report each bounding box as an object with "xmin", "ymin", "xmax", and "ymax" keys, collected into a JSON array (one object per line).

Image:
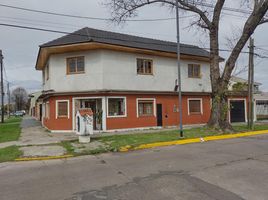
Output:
[{"xmin": 35, "ymin": 27, "xmax": 247, "ymax": 132}]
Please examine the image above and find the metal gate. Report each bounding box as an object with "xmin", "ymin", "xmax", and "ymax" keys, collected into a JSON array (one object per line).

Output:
[
  {"xmin": 230, "ymin": 100, "xmax": 245, "ymax": 123},
  {"xmin": 256, "ymin": 100, "xmax": 268, "ymax": 120}
]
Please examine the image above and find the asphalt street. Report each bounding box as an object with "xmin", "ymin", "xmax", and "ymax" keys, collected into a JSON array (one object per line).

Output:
[{"xmin": 0, "ymin": 134, "xmax": 268, "ymax": 200}]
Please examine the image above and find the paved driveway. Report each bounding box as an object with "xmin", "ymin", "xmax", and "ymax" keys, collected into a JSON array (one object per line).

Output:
[
  {"xmin": 0, "ymin": 134, "xmax": 267, "ymax": 200},
  {"xmin": 19, "ymin": 116, "xmax": 77, "ymax": 146}
]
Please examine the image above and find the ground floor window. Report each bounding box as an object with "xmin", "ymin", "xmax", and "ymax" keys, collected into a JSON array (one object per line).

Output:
[
  {"xmin": 56, "ymin": 100, "xmax": 69, "ymax": 118},
  {"xmin": 107, "ymin": 97, "xmax": 126, "ymax": 117},
  {"xmin": 137, "ymin": 99, "xmax": 155, "ymax": 117},
  {"xmin": 188, "ymin": 98, "xmax": 202, "ymax": 115},
  {"xmin": 45, "ymin": 102, "xmax": 50, "ymax": 119}
]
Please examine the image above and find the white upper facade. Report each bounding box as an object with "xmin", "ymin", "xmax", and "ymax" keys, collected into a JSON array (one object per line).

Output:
[{"xmin": 43, "ymin": 49, "xmax": 212, "ymax": 93}]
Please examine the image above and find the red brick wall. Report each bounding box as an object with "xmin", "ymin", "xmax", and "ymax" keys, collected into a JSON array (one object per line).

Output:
[
  {"xmin": 43, "ymin": 93, "xmax": 212, "ymax": 131},
  {"xmin": 43, "ymin": 96, "xmax": 73, "ymax": 131},
  {"xmin": 106, "ymin": 94, "xmax": 211, "ymax": 129}
]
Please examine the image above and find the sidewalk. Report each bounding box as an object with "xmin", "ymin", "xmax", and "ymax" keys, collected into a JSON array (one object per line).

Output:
[
  {"xmin": 0, "ymin": 116, "xmax": 77, "ymax": 158},
  {"xmin": 19, "ymin": 116, "xmax": 77, "ymax": 146}
]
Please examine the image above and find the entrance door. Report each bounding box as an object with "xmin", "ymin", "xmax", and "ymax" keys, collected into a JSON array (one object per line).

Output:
[
  {"xmin": 84, "ymin": 101, "xmax": 97, "ymax": 130},
  {"xmin": 230, "ymin": 100, "xmax": 245, "ymax": 123},
  {"xmin": 39, "ymin": 104, "xmax": 42, "ymax": 121},
  {"xmin": 157, "ymin": 104, "xmax": 163, "ymax": 126}
]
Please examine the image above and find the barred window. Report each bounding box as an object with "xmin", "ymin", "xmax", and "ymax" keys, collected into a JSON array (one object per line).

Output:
[
  {"xmin": 138, "ymin": 100, "xmax": 154, "ymax": 116},
  {"xmin": 57, "ymin": 101, "xmax": 69, "ymax": 118}
]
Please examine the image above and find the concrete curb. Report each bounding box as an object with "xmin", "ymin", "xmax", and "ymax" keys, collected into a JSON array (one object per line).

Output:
[
  {"xmin": 119, "ymin": 129, "xmax": 268, "ymax": 152},
  {"xmin": 15, "ymin": 154, "xmax": 74, "ymax": 162}
]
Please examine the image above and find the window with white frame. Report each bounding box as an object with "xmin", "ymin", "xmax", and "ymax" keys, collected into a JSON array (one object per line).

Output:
[
  {"xmin": 137, "ymin": 99, "xmax": 155, "ymax": 117},
  {"xmin": 107, "ymin": 97, "xmax": 126, "ymax": 117},
  {"xmin": 45, "ymin": 102, "xmax": 50, "ymax": 119},
  {"xmin": 188, "ymin": 99, "xmax": 202, "ymax": 115},
  {"xmin": 56, "ymin": 100, "xmax": 69, "ymax": 118}
]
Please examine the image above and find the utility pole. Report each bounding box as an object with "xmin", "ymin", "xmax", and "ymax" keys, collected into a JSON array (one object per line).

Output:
[
  {"xmin": 176, "ymin": 0, "xmax": 183, "ymax": 137},
  {"xmin": 7, "ymin": 82, "xmax": 10, "ymax": 118},
  {"xmin": 248, "ymin": 37, "xmax": 254, "ymax": 130},
  {"xmin": 0, "ymin": 50, "xmax": 4, "ymax": 123}
]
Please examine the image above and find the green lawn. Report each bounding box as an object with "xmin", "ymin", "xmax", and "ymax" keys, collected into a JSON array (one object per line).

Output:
[
  {"xmin": 0, "ymin": 146, "xmax": 22, "ymax": 162},
  {"xmin": 97, "ymin": 123, "xmax": 268, "ymax": 151},
  {"xmin": 61, "ymin": 123, "xmax": 268, "ymax": 156},
  {"xmin": 0, "ymin": 117, "xmax": 22, "ymax": 143}
]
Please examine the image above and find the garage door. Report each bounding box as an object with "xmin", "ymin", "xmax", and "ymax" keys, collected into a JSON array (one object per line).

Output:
[{"xmin": 230, "ymin": 100, "xmax": 245, "ymax": 123}]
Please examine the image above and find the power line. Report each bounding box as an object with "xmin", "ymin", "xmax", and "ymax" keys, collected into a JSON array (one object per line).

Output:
[
  {"xmin": 0, "ymin": 2, "xmax": 254, "ymax": 23},
  {"xmin": 0, "ymin": 3, "xmax": 180, "ymax": 22},
  {"xmin": 0, "ymin": 22, "xmax": 267, "ymax": 59}
]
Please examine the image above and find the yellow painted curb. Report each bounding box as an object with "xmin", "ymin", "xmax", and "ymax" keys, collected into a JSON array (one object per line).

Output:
[
  {"xmin": 15, "ymin": 154, "xmax": 74, "ymax": 161},
  {"xmin": 119, "ymin": 129, "xmax": 268, "ymax": 152}
]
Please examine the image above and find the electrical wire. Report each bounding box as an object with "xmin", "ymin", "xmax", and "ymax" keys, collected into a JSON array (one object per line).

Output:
[
  {"xmin": 0, "ymin": 2, "xmax": 257, "ymax": 22},
  {"xmin": 0, "ymin": 3, "xmax": 193, "ymax": 22},
  {"xmin": 0, "ymin": 22, "xmax": 261, "ymax": 57}
]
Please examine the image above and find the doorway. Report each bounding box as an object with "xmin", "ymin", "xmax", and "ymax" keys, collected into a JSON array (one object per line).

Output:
[
  {"xmin": 157, "ymin": 104, "xmax": 163, "ymax": 127},
  {"xmin": 230, "ymin": 100, "xmax": 246, "ymax": 123},
  {"xmin": 80, "ymin": 99, "xmax": 102, "ymax": 130},
  {"xmin": 39, "ymin": 104, "xmax": 42, "ymax": 121}
]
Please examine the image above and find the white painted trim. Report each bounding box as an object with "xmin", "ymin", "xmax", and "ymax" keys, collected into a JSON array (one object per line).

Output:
[
  {"xmin": 136, "ymin": 98, "xmax": 156, "ymax": 118},
  {"xmin": 55, "ymin": 100, "xmax": 70, "ymax": 119},
  {"xmin": 50, "ymin": 130, "xmax": 75, "ymax": 133},
  {"xmin": 72, "ymin": 96, "xmax": 105, "ymax": 131},
  {"xmin": 106, "ymin": 96, "xmax": 127, "ymax": 118},
  {"xmin": 187, "ymin": 98, "xmax": 203, "ymax": 115},
  {"xmin": 102, "ymin": 97, "xmax": 107, "ymax": 131},
  {"xmin": 45, "ymin": 102, "xmax": 50, "ymax": 119},
  {"xmin": 228, "ymin": 98, "xmax": 247, "ymax": 123},
  {"xmin": 104, "ymin": 126, "xmax": 162, "ymax": 133},
  {"xmin": 41, "ymin": 103, "xmax": 45, "ymax": 126}
]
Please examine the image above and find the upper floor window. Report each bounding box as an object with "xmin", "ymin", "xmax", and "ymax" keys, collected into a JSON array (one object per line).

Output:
[
  {"xmin": 67, "ymin": 56, "xmax": 85, "ymax": 74},
  {"xmin": 42, "ymin": 70, "xmax": 45, "ymax": 85},
  {"xmin": 137, "ymin": 58, "xmax": 153, "ymax": 75},
  {"xmin": 46, "ymin": 64, "xmax": 49, "ymax": 80},
  {"xmin": 188, "ymin": 64, "xmax": 201, "ymax": 78}
]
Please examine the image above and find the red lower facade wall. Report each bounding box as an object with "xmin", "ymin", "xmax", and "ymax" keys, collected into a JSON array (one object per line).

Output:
[
  {"xmin": 106, "ymin": 94, "xmax": 211, "ymax": 130},
  {"xmin": 42, "ymin": 93, "xmax": 212, "ymax": 131}
]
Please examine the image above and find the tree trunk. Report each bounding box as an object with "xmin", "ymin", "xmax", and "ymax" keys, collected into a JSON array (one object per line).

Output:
[
  {"xmin": 208, "ymin": 85, "xmax": 233, "ymax": 131},
  {"xmin": 207, "ymin": 24, "xmax": 232, "ymax": 131}
]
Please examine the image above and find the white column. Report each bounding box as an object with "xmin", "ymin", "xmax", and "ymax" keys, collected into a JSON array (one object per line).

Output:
[{"xmin": 102, "ymin": 97, "xmax": 107, "ymax": 131}]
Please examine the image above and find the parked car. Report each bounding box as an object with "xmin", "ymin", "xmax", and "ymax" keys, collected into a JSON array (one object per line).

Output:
[{"xmin": 14, "ymin": 111, "xmax": 24, "ymax": 117}]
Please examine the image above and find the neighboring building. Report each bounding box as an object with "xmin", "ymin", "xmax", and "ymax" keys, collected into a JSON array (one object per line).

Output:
[
  {"xmin": 35, "ymin": 27, "xmax": 248, "ymax": 132},
  {"xmin": 229, "ymin": 76, "xmax": 261, "ymax": 93},
  {"xmin": 29, "ymin": 91, "xmax": 42, "ymax": 120},
  {"xmin": 254, "ymin": 92, "xmax": 268, "ymax": 121}
]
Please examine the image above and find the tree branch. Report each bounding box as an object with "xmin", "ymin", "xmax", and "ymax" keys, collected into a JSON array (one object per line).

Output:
[{"xmin": 222, "ymin": 0, "xmax": 268, "ymax": 84}]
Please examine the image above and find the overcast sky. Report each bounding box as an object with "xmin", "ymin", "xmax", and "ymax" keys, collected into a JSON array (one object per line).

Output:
[{"xmin": 0, "ymin": 0, "xmax": 267, "ymax": 92}]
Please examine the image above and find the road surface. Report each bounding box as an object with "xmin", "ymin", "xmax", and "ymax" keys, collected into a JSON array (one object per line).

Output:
[{"xmin": 0, "ymin": 134, "xmax": 268, "ymax": 200}]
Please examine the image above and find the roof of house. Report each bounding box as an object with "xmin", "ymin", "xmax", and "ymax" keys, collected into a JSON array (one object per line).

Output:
[
  {"xmin": 231, "ymin": 76, "xmax": 262, "ymax": 86},
  {"xmin": 40, "ymin": 27, "xmax": 210, "ymax": 58}
]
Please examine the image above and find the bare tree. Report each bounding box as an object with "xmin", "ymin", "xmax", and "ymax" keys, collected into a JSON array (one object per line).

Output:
[
  {"xmin": 11, "ymin": 87, "xmax": 28, "ymax": 111},
  {"xmin": 105, "ymin": 0, "xmax": 268, "ymax": 131}
]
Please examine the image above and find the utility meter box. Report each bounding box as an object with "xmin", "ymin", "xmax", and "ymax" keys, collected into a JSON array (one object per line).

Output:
[{"xmin": 76, "ymin": 109, "xmax": 94, "ymax": 143}]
